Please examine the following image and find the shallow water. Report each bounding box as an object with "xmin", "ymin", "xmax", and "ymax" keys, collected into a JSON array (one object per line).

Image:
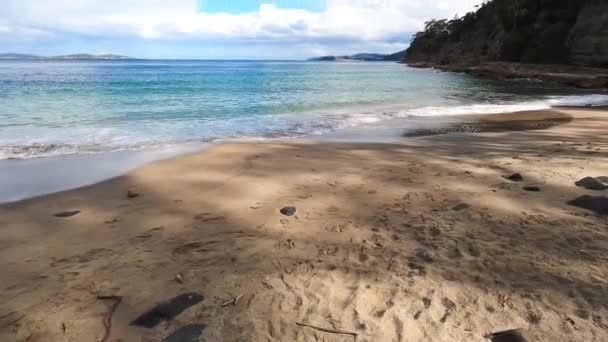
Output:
[{"xmin": 1, "ymin": 59, "xmax": 606, "ymax": 160}]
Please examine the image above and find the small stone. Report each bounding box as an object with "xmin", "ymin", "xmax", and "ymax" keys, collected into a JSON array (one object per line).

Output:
[
  {"xmin": 127, "ymin": 190, "xmax": 140, "ymax": 198},
  {"xmin": 175, "ymin": 273, "xmax": 184, "ymax": 283},
  {"xmin": 575, "ymin": 176, "xmax": 608, "ymax": 191},
  {"xmin": 53, "ymin": 210, "xmax": 81, "ymax": 218},
  {"xmin": 523, "ymin": 186, "xmax": 541, "ymax": 192},
  {"xmin": 280, "ymin": 206, "xmax": 296, "ymax": 216},
  {"xmin": 503, "ymin": 173, "xmax": 524, "ymax": 182},
  {"xmin": 414, "ymin": 247, "xmax": 434, "ymax": 262},
  {"xmin": 452, "ymin": 203, "xmax": 470, "ymax": 211}
]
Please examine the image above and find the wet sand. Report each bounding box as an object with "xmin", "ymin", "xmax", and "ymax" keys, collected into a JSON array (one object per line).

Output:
[{"xmin": 1, "ymin": 107, "xmax": 607, "ymax": 341}]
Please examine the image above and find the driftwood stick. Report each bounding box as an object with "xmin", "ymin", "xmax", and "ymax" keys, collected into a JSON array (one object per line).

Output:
[
  {"xmin": 222, "ymin": 294, "xmax": 243, "ymax": 307},
  {"xmin": 296, "ymin": 321, "xmax": 357, "ymax": 341},
  {"xmin": 97, "ymin": 295, "xmax": 122, "ymax": 342}
]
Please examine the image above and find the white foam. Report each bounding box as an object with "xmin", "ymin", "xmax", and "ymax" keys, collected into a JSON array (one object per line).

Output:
[
  {"xmin": 402, "ymin": 103, "xmax": 550, "ymax": 117},
  {"xmin": 546, "ymin": 94, "xmax": 608, "ymax": 107},
  {"xmin": 402, "ymin": 94, "xmax": 608, "ymax": 118},
  {"xmin": 1, "ymin": 94, "xmax": 606, "ymax": 160}
]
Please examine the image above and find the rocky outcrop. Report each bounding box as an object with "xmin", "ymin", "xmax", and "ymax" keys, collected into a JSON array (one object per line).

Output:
[
  {"xmin": 405, "ymin": 0, "xmax": 608, "ymax": 69},
  {"xmin": 409, "ymin": 62, "xmax": 608, "ymax": 89}
]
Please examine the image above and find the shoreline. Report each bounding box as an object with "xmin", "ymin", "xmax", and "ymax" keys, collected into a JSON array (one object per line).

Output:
[
  {"xmin": 1, "ymin": 106, "xmax": 607, "ymax": 341},
  {"xmin": 0, "ymin": 105, "xmax": 603, "ymax": 204}
]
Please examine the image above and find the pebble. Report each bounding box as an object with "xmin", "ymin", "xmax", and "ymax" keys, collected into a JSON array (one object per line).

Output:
[
  {"xmin": 53, "ymin": 210, "xmax": 81, "ymax": 218},
  {"xmin": 414, "ymin": 247, "xmax": 434, "ymax": 262},
  {"xmin": 280, "ymin": 206, "xmax": 296, "ymax": 216},
  {"xmin": 127, "ymin": 190, "xmax": 140, "ymax": 198},
  {"xmin": 503, "ymin": 173, "xmax": 524, "ymax": 182},
  {"xmin": 175, "ymin": 273, "xmax": 184, "ymax": 283}
]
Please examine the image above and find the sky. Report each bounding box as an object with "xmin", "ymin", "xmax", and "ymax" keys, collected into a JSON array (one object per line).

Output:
[{"xmin": 0, "ymin": 0, "xmax": 484, "ymax": 59}]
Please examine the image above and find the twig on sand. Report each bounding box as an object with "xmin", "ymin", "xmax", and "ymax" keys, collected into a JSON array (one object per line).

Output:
[
  {"xmin": 295, "ymin": 321, "xmax": 358, "ymax": 341},
  {"xmin": 221, "ymin": 294, "xmax": 243, "ymax": 307},
  {"xmin": 0, "ymin": 312, "xmax": 26, "ymax": 328},
  {"xmin": 97, "ymin": 295, "xmax": 122, "ymax": 342}
]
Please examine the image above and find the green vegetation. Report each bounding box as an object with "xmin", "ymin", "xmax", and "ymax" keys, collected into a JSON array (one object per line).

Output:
[{"xmin": 405, "ymin": 0, "xmax": 606, "ymax": 67}]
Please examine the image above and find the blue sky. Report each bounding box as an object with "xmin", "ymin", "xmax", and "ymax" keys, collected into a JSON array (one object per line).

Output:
[
  {"xmin": 200, "ymin": 0, "xmax": 326, "ymax": 14},
  {"xmin": 0, "ymin": 0, "xmax": 483, "ymax": 59}
]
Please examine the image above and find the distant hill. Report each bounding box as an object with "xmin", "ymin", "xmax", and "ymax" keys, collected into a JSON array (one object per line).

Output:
[
  {"xmin": 0, "ymin": 53, "xmax": 133, "ymax": 60},
  {"xmin": 0, "ymin": 53, "xmax": 42, "ymax": 60},
  {"xmin": 308, "ymin": 50, "xmax": 406, "ymax": 62},
  {"xmin": 51, "ymin": 54, "xmax": 132, "ymax": 60}
]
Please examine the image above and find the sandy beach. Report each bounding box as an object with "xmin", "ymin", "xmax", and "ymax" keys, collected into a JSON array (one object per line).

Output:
[{"xmin": 1, "ymin": 107, "xmax": 607, "ymax": 341}]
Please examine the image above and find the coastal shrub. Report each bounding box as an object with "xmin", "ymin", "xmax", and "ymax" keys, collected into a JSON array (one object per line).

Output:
[{"xmin": 404, "ymin": 0, "xmax": 601, "ymax": 67}]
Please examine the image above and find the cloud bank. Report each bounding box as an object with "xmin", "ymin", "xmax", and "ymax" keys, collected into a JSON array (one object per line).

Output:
[{"xmin": 0, "ymin": 0, "xmax": 483, "ymax": 58}]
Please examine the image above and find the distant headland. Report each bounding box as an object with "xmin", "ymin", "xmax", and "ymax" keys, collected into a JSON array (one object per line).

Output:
[
  {"xmin": 0, "ymin": 53, "xmax": 134, "ymax": 60},
  {"xmin": 307, "ymin": 50, "xmax": 406, "ymax": 62}
]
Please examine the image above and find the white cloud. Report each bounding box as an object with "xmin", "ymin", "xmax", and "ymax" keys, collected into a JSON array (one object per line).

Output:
[{"xmin": 0, "ymin": 0, "xmax": 484, "ymax": 56}]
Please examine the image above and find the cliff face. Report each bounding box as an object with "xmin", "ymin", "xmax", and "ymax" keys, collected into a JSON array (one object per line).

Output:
[
  {"xmin": 568, "ymin": 1, "xmax": 608, "ymax": 67},
  {"xmin": 405, "ymin": 0, "xmax": 608, "ymax": 68}
]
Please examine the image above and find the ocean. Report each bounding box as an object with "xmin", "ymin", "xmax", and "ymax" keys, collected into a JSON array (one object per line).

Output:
[
  {"xmin": 1, "ymin": 59, "xmax": 606, "ymax": 160},
  {"xmin": 1, "ymin": 59, "xmax": 607, "ymax": 202}
]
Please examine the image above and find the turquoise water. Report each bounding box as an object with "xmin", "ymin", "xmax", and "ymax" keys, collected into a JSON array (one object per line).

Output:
[{"xmin": 0, "ymin": 60, "xmax": 604, "ymax": 159}]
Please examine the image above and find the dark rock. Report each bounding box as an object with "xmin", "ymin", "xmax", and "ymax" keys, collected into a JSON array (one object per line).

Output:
[
  {"xmin": 575, "ymin": 176, "xmax": 608, "ymax": 191},
  {"xmin": 503, "ymin": 173, "xmax": 524, "ymax": 182},
  {"xmin": 414, "ymin": 247, "xmax": 434, "ymax": 262},
  {"xmin": 130, "ymin": 292, "xmax": 204, "ymax": 328},
  {"xmin": 486, "ymin": 329, "xmax": 527, "ymax": 342},
  {"xmin": 53, "ymin": 210, "xmax": 81, "ymax": 218},
  {"xmin": 523, "ymin": 186, "xmax": 541, "ymax": 192},
  {"xmin": 280, "ymin": 206, "xmax": 296, "ymax": 216},
  {"xmin": 568, "ymin": 195, "xmax": 608, "ymax": 215},
  {"xmin": 162, "ymin": 324, "xmax": 207, "ymax": 342},
  {"xmin": 452, "ymin": 203, "xmax": 470, "ymax": 211},
  {"xmin": 127, "ymin": 190, "xmax": 140, "ymax": 198}
]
